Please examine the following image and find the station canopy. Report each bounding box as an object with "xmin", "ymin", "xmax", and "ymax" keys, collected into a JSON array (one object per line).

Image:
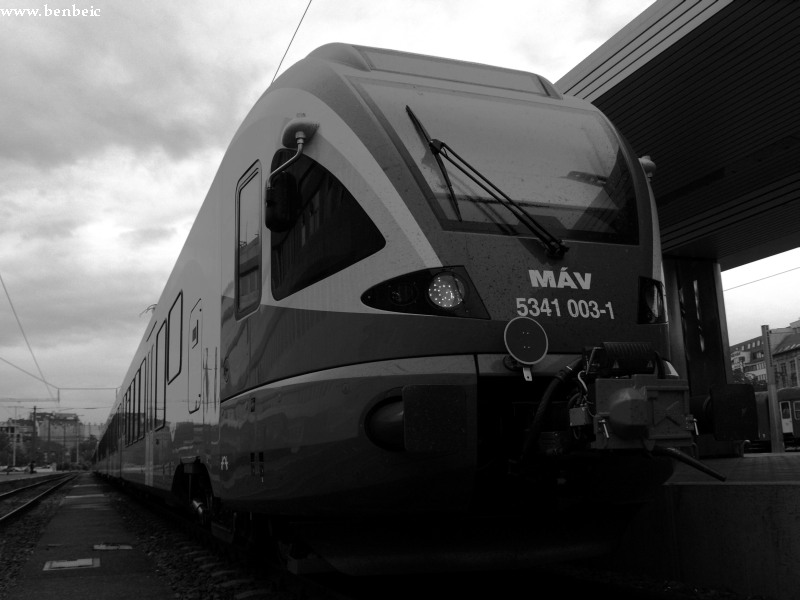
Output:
[{"xmin": 557, "ymin": 0, "xmax": 799, "ymax": 270}]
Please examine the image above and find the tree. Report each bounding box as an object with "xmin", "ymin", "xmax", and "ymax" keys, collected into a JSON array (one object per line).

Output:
[
  {"xmin": 732, "ymin": 368, "xmax": 766, "ymax": 391},
  {"xmin": 78, "ymin": 435, "xmax": 98, "ymax": 466}
]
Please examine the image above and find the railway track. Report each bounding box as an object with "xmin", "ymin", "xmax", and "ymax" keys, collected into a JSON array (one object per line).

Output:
[{"xmin": 0, "ymin": 473, "xmax": 77, "ymax": 525}]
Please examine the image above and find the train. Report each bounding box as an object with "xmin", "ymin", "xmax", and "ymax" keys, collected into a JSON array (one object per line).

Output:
[
  {"xmin": 747, "ymin": 387, "xmax": 800, "ymax": 451},
  {"xmin": 94, "ymin": 43, "xmax": 715, "ymax": 574}
]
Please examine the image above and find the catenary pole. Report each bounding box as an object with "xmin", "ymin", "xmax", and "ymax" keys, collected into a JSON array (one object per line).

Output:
[{"xmin": 762, "ymin": 324, "xmax": 785, "ymax": 453}]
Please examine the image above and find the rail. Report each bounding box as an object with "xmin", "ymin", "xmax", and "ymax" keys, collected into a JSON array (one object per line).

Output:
[{"xmin": 0, "ymin": 473, "xmax": 77, "ymax": 525}]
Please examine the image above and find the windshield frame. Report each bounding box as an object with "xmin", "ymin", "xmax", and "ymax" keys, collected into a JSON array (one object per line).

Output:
[{"xmin": 353, "ymin": 77, "xmax": 644, "ymax": 246}]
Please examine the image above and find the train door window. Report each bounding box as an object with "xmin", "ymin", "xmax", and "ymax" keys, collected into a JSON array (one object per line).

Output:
[
  {"xmin": 155, "ymin": 321, "xmax": 167, "ymax": 430},
  {"xmin": 794, "ymin": 401, "xmax": 800, "ymax": 421},
  {"xmin": 780, "ymin": 401, "xmax": 793, "ymax": 435},
  {"xmin": 269, "ymin": 151, "xmax": 385, "ymax": 300},
  {"xmin": 236, "ymin": 163, "xmax": 262, "ymax": 317},
  {"xmin": 168, "ymin": 293, "xmax": 183, "ymax": 383},
  {"xmin": 188, "ymin": 299, "xmax": 203, "ymax": 414}
]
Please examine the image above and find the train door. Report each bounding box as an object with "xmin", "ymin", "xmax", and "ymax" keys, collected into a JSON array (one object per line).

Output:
[
  {"xmin": 189, "ymin": 299, "xmax": 205, "ymax": 418},
  {"xmin": 779, "ymin": 401, "xmax": 793, "ymax": 436},
  {"xmin": 116, "ymin": 405, "xmax": 123, "ymax": 478},
  {"xmin": 792, "ymin": 400, "xmax": 800, "ymax": 446},
  {"xmin": 145, "ymin": 346, "xmax": 154, "ymax": 487},
  {"xmin": 154, "ymin": 320, "xmax": 167, "ymax": 481},
  {"xmin": 221, "ymin": 161, "xmax": 262, "ymax": 400}
]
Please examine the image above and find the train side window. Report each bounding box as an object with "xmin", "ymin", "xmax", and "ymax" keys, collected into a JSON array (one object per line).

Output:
[
  {"xmin": 129, "ymin": 386, "xmax": 133, "ymax": 445},
  {"xmin": 794, "ymin": 401, "xmax": 800, "ymax": 421},
  {"xmin": 236, "ymin": 162, "xmax": 262, "ymax": 317},
  {"xmin": 147, "ymin": 348, "xmax": 153, "ymax": 431},
  {"xmin": 269, "ymin": 151, "xmax": 385, "ymax": 300},
  {"xmin": 132, "ymin": 373, "xmax": 139, "ymax": 442},
  {"xmin": 138, "ymin": 360, "xmax": 145, "ymax": 440},
  {"xmin": 122, "ymin": 390, "xmax": 127, "ymax": 446},
  {"xmin": 125, "ymin": 388, "xmax": 131, "ymax": 446},
  {"xmin": 155, "ymin": 321, "xmax": 167, "ymax": 430},
  {"xmin": 168, "ymin": 293, "xmax": 183, "ymax": 383}
]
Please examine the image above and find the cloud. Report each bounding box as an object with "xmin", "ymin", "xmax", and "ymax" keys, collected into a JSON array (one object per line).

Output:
[
  {"xmin": 0, "ymin": 146, "xmax": 209, "ymax": 379},
  {"xmin": 0, "ymin": 1, "xmax": 250, "ymax": 169},
  {"xmin": 120, "ymin": 226, "xmax": 177, "ymax": 247}
]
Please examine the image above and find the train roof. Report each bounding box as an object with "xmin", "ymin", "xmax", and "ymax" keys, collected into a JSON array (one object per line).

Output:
[
  {"xmin": 778, "ymin": 387, "xmax": 800, "ymax": 400},
  {"xmin": 230, "ymin": 42, "xmax": 583, "ymax": 149},
  {"xmin": 301, "ymin": 43, "xmax": 562, "ymax": 98}
]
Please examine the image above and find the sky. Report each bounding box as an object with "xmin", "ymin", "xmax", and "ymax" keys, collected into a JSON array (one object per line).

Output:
[{"xmin": 0, "ymin": 0, "xmax": 797, "ymax": 425}]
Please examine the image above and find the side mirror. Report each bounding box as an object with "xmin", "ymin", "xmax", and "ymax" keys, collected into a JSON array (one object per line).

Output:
[
  {"xmin": 265, "ymin": 116, "xmax": 319, "ymax": 232},
  {"xmin": 265, "ymin": 171, "xmax": 299, "ymax": 232},
  {"xmin": 281, "ymin": 118, "xmax": 319, "ymax": 148},
  {"xmin": 639, "ymin": 155, "xmax": 656, "ymax": 180}
]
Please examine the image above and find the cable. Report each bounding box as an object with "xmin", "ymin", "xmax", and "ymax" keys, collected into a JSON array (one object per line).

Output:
[
  {"xmin": 723, "ymin": 265, "xmax": 800, "ymax": 291},
  {"xmin": 0, "ymin": 355, "xmax": 54, "ymax": 388},
  {"xmin": 270, "ymin": 0, "xmax": 313, "ymax": 85},
  {"xmin": 0, "ymin": 272, "xmax": 54, "ymax": 399},
  {"xmin": 0, "ymin": 357, "xmax": 117, "ymax": 402}
]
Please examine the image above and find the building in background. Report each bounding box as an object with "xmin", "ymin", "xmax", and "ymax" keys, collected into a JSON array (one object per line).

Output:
[
  {"xmin": 730, "ymin": 319, "xmax": 800, "ymax": 389},
  {"xmin": 773, "ymin": 327, "xmax": 800, "ymax": 389},
  {"xmin": 730, "ymin": 336, "xmax": 767, "ymax": 384},
  {"xmin": 0, "ymin": 418, "xmax": 33, "ymax": 468},
  {"xmin": 36, "ymin": 412, "xmax": 80, "ymax": 465},
  {"xmin": 1, "ymin": 410, "xmax": 102, "ymax": 468}
]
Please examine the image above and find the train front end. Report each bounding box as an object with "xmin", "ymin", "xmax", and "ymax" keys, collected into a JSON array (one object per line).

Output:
[
  {"xmin": 340, "ymin": 45, "xmax": 705, "ymax": 511},
  {"xmin": 216, "ymin": 45, "xmax": 725, "ymax": 572}
]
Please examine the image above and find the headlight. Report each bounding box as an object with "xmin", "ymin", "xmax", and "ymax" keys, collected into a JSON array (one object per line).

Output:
[
  {"xmin": 427, "ymin": 273, "xmax": 466, "ymax": 309},
  {"xmin": 361, "ymin": 267, "xmax": 489, "ymax": 319}
]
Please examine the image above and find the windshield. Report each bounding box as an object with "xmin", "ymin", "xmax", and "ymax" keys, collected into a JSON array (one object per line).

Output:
[{"xmin": 357, "ymin": 80, "xmax": 640, "ymax": 244}]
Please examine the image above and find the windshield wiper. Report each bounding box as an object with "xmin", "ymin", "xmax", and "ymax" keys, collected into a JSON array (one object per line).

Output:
[
  {"xmin": 405, "ymin": 105, "xmax": 568, "ymax": 259},
  {"xmin": 406, "ymin": 106, "xmax": 462, "ymax": 221}
]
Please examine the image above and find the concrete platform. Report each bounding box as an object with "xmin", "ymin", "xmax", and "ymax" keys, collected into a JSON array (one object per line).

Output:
[
  {"xmin": 603, "ymin": 453, "xmax": 800, "ymax": 600},
  {"xmin": 6, "ymin": 472, "xmax": 174, "ymax": 600}
]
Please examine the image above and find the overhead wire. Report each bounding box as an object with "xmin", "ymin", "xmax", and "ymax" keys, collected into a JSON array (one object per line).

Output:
[
  {"xmin": 723, "ymin": 265, "xmax": 800, "ymax": 291},
  {"xmin": 0, "ymin": 272, "xmax": 54, "ymax": 399},
  {"xmin": 0, "ymin": 355, "xmax": 55, "ymax": 387},
  {"xmin": 270, "ymin": 0, "xmax": 313, "ymax": 85},
  {"xmin": 1, "ymin": 356, "xmax": 117, "ymax": 400}
]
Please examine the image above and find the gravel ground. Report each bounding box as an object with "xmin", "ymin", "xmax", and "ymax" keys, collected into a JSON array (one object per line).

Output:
[
  {"xmin": 107, "ymin": 489, "xmax": 294, "ymax": 600},
  {"xmin": 0, "ymin": 477, "xmax": 284, "ymax": 600},
  {"xmin": 0, "ymin": 481, "xmax": 72, "ymax": 599}
]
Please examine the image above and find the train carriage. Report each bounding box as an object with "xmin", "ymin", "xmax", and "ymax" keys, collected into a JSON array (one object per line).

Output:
[
  {"xmin": 751, "ymin": 387, "xmax": 800, "ymax": 451},
  {"xmin": 95, "ymin": 43, "xmax": 710, "ymax": 572}
]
